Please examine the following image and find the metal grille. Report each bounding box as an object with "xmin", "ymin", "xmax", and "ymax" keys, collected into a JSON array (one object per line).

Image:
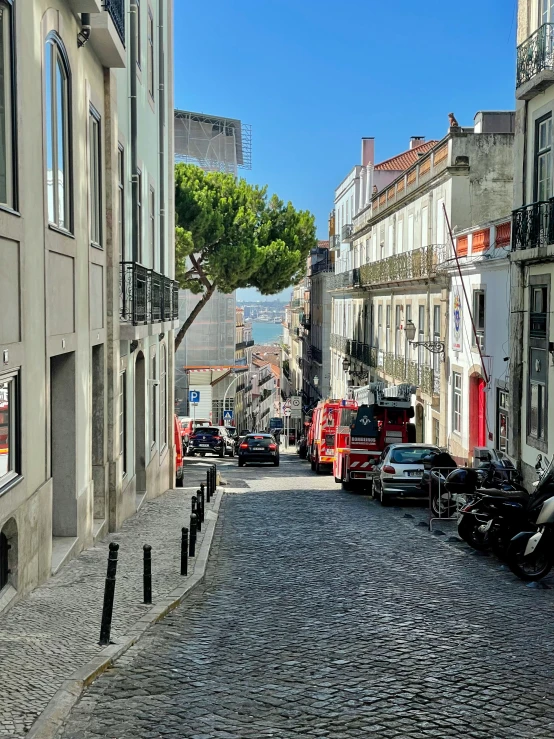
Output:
[
  {"xmin": 359, "ymin": 243, "xmax": 448, "ymax": 287},
  {"xmin": 120, "ymin": 262, "xmax": 179, "ymax": 326},
  {"xmin": 517, "ymin": 23, "xmax": 554, "ymax": 87},
  {"xmin": 150, "ymin": 270, "xmax": 162, "ymax": 323},
  {"xmin": 512, "ymin": 200, "xmax": 554, "ymax": 250},
  {"xmin": 103, "ymin": 0, "xmax": 125, "ymax": 44},
  {"xmin": 162, "ymin": 277, "xmax": 172, "ymax": 321}
]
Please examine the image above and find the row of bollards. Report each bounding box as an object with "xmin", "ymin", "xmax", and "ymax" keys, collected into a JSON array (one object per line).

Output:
[{"xmin": 99, "ymin": 464, "xmax": 218, "ymax": 646}]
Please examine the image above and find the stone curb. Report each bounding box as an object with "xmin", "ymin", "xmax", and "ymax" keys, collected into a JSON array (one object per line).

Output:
[{"xmin": 26, "ymin": 489, "xmax": 224, "ymax": 739}]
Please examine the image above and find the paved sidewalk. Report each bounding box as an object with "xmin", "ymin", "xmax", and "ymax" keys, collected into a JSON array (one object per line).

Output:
[{"xmin": 0, "ymin": 467, "xmax": 218, "ymax": 738}]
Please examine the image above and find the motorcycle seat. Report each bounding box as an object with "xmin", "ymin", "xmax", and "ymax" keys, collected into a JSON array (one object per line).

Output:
[{"xmin": 479, "ymin": 488, "xmax": 529, "ymax": 502}]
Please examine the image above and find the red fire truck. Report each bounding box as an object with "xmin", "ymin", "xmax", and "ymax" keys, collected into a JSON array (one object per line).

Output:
[
  {"xmin": 334, "ymin": 383, "xmax": 416, "ymax": 490},
  {"xmin": 308, "ymin": 398, "xmax": 358, "ymax": 473}
]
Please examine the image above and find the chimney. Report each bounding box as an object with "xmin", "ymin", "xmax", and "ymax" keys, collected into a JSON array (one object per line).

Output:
[
  {"xmin": 410, "ymin": 136, "xmax": 426, "ymax": 150},
  {"xmin": 361, "ymin": 137, "xmax": 375, "ymax": 166}
]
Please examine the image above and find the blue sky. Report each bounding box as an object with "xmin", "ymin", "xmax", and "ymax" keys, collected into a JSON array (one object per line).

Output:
[{"xmin": 174, "ymin": 0, "xmax": 517, "ymax": 301}]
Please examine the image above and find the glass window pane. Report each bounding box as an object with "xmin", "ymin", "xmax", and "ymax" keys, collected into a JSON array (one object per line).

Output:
[
  {"xmin": 0, "ymin": 378, "xmax": 11, "ymax": 480},
  {"xmin": 0, "ymin": 4, "xmax": 12, "ymax": 206},
  {"xmin": 56, "ymin": 60, "xmax": 66, "ymax": 229},
  {"xmin": 530, "ymin": 383, "xmax": 540, "ymax": 437},
  {"xmin": 45, "ymin": 43, "xmax": 54, "ymax": 222}
]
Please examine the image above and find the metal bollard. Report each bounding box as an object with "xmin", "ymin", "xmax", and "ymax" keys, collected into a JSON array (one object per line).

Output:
[
  {"xmin": 192, "ymin": 494, "xmax": 201, "ymax": 532},
  {"xmin": 206, "ymin": 470, "xmax": 211, "ymax": 502},
  {"xmin": 212, "ymin": 464, "xmax": 217, "ymax": 493},
  {"xmin": 181, "ymin": 527, "xmax": 188, "ymax": 576},
  {"xmin": 99, "ymin": 542, "xmax": 119, "ymax": 646},
  {"xmin": 189, "ymin": 513, "xmax": 197, "ymax": 557},
  {"xmin": 143, "ymin": 545, "xmax": 152, "ymax": 604},
  {"xmin": 197, "ymin": 488, "xmax": 205, "ymax": 524}
]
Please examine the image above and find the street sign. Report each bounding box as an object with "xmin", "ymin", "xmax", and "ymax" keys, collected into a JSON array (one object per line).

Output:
[
  {"xmin": 290, "ymin": 396, "xmax": 301, "ymax": 410},
  {"xmin": 223, "ymin": 410, "xmax": 234, "ymax": 423},
  {"xmin": 270, "ymin": 417, "xmax": 284, "ymax": 430},
  {"xmin": 291, "ymin": 407, "xmax": 302, "ymax": 419},
  {"xmin": 189, "ymin": 389, "xmax": 200, "ymax": 404},
  {"xmin": 284, "ymin": 409, "xmax": 291, "ymax": 417}
]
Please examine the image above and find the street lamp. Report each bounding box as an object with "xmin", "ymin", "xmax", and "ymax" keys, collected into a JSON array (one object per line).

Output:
[
  {"xmin": 342, "ymin": 358, "xmax": 350, "ymax": 372},
  {"xmin": 313, "ymin": 375, "xmax": 319, "ymax": 387},
  {"xmin": 404, "ymin": 319, "xmax": 445, "ymax": 356}
]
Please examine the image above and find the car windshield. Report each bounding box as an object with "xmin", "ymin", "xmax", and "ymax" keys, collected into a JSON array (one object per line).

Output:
[
  {"xmin": 193, "ymin": 427, "xmax": 220, "ymax": 436},
  {"xmin": 390, "ymin": 447, "xmax": 438, "ymax": 464}
]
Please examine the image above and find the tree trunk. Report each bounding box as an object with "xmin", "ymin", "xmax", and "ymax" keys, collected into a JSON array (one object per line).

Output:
[{"xmin": 174, "ymin": 283, "xmax": 216, "ymax": 352}]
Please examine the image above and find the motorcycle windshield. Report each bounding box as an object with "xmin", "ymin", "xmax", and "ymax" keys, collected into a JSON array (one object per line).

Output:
[{"xmin": 535, "ymin": 458, "xmax": 554, "ymax": 494}]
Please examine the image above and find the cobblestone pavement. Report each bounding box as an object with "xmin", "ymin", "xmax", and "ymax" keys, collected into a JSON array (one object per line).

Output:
[
  {"xmin": 55, "ymin": 452, "xmax": 554, "ymax": 739},
  {"xmin": 0, "ymin": 464, "xmax": 217, "ymax": 737}
]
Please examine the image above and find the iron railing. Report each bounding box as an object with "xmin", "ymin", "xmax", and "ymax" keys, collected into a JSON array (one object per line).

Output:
[
  {"xmin": 103, "ymin": 0, "xmax": 126, "ymax": 44},
  {"xmin": 359, "ymin": 243, "xmax": 448, "ymax": 287},
  {"xmin": 120, "ymin": 262, "xmax": 179, "ymax": 326},
  {"xmin": 259, "ymin": 374, "xmax": 273, "ymax": 387},
  {"xmin": 311, "ymin": 346, "xmax": 322, "ymax": 364},
  {"xmin": 517, "ymin": 23, "xmax": 554, "ymax": 88},
  {"xmin": 310, "ymin": 259, "xmax": 334, "ymax": 276},
  {"xmin": 290, "ymin": 298, "xmax": 303, "ymax": 310},
  {"xmin": 236, "ymin": 339, "xmax": 255, "ymax": 350},
  {"xmin": 342, "ymin": 223, "xmax": 353, "ymax": 241},
  {"xmin": 512, "ymin": 200, "xmax": 554, "ymax": 250}
]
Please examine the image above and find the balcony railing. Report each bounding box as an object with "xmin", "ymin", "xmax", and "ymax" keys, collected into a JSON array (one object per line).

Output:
[
  {"xmin": 330, "ymin": 234, "xmax": 341, "ymax": 250},
  {"xmin": 342, "ymin": 223, "xmax": 353, "ymax": 241},
  {"xmin": 359, "ymin": 243, "xmax": 448, "ymax": 287},
  {"xmin": 236, "ymin": 339, "xmax": 255, "ymax": 350},
  {"xmin": 103, "ymin": 0, "xmax": 126, "ymax": 44},
  {"xmin": 290, "ymin": 298, "xmax": 303, "ymax": 310},
  {"xmin": 120, "ymin": 262, "xmax": 179, "ymax": 326},
  {"xmin": 517, "ymin": 23, "xmax": 554, "ymax": 88},
  {"xmin": 310, "ymin": 259, "xmax": 334, "ymax": 276},
  {"xmin": 512, "ymin": 200, "xmax": 554, "ymax": 250},
  {"xmin": 259, "ymin": 374, "xmax": 273, "ymax": 387},
  {"xmin": 311, "ymin": 346, "xmax": 322, "ymax": 364}
]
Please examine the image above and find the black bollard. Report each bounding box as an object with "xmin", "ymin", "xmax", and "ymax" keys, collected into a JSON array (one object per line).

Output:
[
  {"xmin": 212, "ymin": 464, "xmax": 217, "ymax": 492},
  {"xmin": 143, "ymin": 545, "xmax": 152, "ymax": 604},
  {"xmin": 206, "ymin": 470, "xmax": 211, "ymax": 502},
  {"xmin": 99, "ymin": 542, "xmax": 119, "ymax": 646},
  {"xmin": 181, "ymin": 527, "xmax": 188, "ymax": 576},
  {"xmin": 189, "ymin": 513, "xmax": 197, "ymax": 557},
  {"xmin": 193, "ymin": 493, "xmax": 201, "ymax": 532},
  {"xmin": 197, "ymin": 488, "xmax": 205, "ymax": 524}
]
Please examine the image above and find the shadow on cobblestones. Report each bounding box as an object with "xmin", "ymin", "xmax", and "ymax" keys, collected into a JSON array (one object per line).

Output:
[{"xmin": 58, "ymin": 458, "xmax": 554, "ymax": 739}]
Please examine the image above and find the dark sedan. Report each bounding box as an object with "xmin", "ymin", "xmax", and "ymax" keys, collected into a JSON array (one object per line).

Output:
[{"xmin": 238, "ymin": 433, "xmax": 280, "ymax": 467}]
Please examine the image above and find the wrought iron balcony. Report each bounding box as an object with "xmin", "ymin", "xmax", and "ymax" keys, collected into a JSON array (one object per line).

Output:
[
  {"xmin": 378, "ymin": 351, "xmax": 439, "ymax": 395},
  {"xmin": 103, "ymin": 0, "xmax": 125, "ymax": 44},
  {"xmin": 517, "ymin": 23, "xmax": 554, "ymax": 91},
  {"xmin": 236, "ymin": 339, "xmax": 255, "ymax": 350},
  {"xmin": 258, "ymin": 373, "xmax": 274, "ymax": 387},
  {"xmin": 311, "ymin": 345, "xmax": 322, "ymax": 364},
  {"xmin": 120, "ymin": 262, "xmax": 179, "ymax": 326},
  {"xmin": 359, "ymin": 243, "xmax": 448, "ymax": 287},
  {"xmin": 290, "ymin": 298, "xmax": 303, "ymax": 310},
  {"xmin": 512, "ymin": 200, "xmax": 554, "ymax": 250},
  {"xmin": 330, "ymin": 234, "xmax": 341, "ymax": 250},
  {"xmin": 310, "ymin": 259, "xmax": 333, "ymax": 276},
  {"xmin": 342, "ymin": 223, "xmax": 354, "ymax": 242}
]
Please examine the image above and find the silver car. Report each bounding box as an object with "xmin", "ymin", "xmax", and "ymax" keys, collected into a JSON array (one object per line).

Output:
[{"xmin": 373, "ymin": 443, "xmax": 440, "ymax": 505}]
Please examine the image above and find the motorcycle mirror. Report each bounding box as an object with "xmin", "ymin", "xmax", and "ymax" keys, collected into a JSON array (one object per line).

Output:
[{"xmin": 536, "ymin": 454, "xmax": 543, "ymax": 471}]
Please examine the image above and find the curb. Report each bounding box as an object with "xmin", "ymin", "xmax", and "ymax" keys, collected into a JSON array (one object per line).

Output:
[{"xmin": 26, "ymin": 489, "xmax": 224, "ymax": 739}]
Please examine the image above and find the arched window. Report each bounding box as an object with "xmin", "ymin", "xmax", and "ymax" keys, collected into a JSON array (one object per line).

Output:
[
  {"xmin": 0, "ymin": 0, "xmax": 15, "ymax": 208},
  {"xmin": 45, "ymin": 34, "xmax": 71, "ymax": 230},
  {"xmin": 160, "ymin": 344, "xmax": 167, "ymax": 449}
]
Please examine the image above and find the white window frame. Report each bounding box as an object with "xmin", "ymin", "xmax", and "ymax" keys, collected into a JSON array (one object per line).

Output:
[
  {"xmin": 119, "ymin": 371, "xmax": 127, "ymax": 477},
  {"xmin": 452, "ymin": 372, "xmax": 462, "ymax": 433},
  {"xmin": 89, "ymin": 105, "xmax": 102, "ymax": 246},
  {"xmin": 0, "ymin": 1, "xmax": 15, "ymax": 209},
  {"xmin": 160, "ymin": 344, "xmax": 167, "ymax": 450},
  {"xmin": 0, "ymin": 369, "xmax": 19, "ymax": 491},
  {"xmin": 118, "ymin": 145, "xmax": 125, "ymax": 262}
]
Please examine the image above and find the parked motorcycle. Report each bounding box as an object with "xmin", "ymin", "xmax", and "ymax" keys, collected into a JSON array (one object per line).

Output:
[
  {"xmin": 451, "ymin": 455, "xmax": 549, "ymax": 557},
  {"xmin": 507, "ymin": 456, "xmax": 554, "ymax": 581}
]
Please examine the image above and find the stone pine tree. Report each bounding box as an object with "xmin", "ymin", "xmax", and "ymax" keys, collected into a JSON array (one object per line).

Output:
[{"xmin": 174, "ymin": 163, "xmax": 317, "ymax": 351}]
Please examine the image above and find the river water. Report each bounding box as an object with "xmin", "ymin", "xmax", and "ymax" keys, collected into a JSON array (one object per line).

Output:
[{"xmin": 251, "ymin": 321, "xmax": 283, "ymax": 346}]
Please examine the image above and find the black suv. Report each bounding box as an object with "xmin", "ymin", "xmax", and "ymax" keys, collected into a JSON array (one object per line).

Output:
[
  {"xmin": 238, "ymin": 433, "xmax": 280, "ymax": 467},
  {"xmin": 188, "ymin": 426, "xmax": 234, "ymax": 457}
]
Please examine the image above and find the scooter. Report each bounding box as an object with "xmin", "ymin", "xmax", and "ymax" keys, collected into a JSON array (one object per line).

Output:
[
  {"xmin": 451, "ymin": 455, "xmax": 549, "ymax": 557},
  {"xmin": 507, "ymin": 457, "xmax": 554, "ymax": 581}
]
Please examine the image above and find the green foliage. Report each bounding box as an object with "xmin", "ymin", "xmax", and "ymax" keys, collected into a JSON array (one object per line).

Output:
[{"xmin": 175, "ymin": 164, "xmax": 317, "ymax": 298}]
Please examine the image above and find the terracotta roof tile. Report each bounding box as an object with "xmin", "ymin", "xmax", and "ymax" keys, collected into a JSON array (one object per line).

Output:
[{"xmin": 374, "ymin": 141, "xmax": 438, "ymax": 172}]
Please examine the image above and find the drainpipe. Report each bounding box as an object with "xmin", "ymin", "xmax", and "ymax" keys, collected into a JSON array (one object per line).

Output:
[
  {"xmin": 158, "ymin": 0, "xmax": 166, "ymax": 274},
  {"xmin": 130, "ymin": 3, "xmax": 139, "ymax": 263}
]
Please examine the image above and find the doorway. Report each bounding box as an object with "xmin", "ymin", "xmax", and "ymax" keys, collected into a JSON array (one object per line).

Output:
[
  {"xmin": 92, "ymin": 345, "xmax": 105, "ymax": 521},
  {"xmin": 50, "ymin": 353, "xmax": 77, "ymax": 536},
  {"xmin": 469, "ymin": 374, "xmax": 486, "ymax": 454},
  {"xmin": 135, "ymin": 352, "xmax": 146, "ymax": 500},
  {"xmin": 415, "ymin": 403, "xmax": 424, "ymax": 442}
]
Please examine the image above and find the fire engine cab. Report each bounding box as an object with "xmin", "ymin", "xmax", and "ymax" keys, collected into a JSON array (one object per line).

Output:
[
  {"xmin": 334, "ymin": 383, "xmax": 416, "ymax": 490},
  {"xmin": 308, "ymin": 398, "xmax": 357, "ymax": 474}
]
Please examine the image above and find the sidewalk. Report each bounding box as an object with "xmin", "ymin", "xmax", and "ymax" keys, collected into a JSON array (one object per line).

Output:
[{"xmin": 0, "ymin": 465, "xmax": 221, "ymax": 738}]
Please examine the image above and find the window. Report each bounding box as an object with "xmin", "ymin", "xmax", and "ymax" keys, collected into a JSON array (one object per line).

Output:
[
  {"xmin": 160, "ymin": 346, "xmax": 167, "ymax": 448},
  {"xmin": 0, "ymin": 371, "xmax": 18, "ymax": 488},
  {"xmin": 472, "ymin": 290, "xmax": 485, "ymax": 349},
  {"xmin": 377, "ymin": 304, "xmax": 382, "ymax": 349},
  {"xmin": 386, "ymin": 305, "xmax": 391, "ymax": 352},
  {"xmin": 136, "ymin": 0, "xmax": 142, "ymax": 69},
  {"xmin": 45, "ymin": 35, "xmax": 71, "ymax": 230},
  {"xmin": 119, "ymin": 372, "xmax": 127, "ymax": 476},
  {"xmin": 541, "ymin": 0, "xmax": 554, "ymax": 25},
  {"xmin": 137, "ymin": 169, "xmax": 142, "ymax": 262},
  {"xmin": 436, "ymin": 198, "xmax": 445, "ymax": 243},
  {"xmin": 433, "ymin": 305, "xmax": 441, "ymax": 375},
  {"xmin": 535, "ymin": 115, "xmax": 552, "ymax": 202},
  {"xmin": 397, "ymin": 219, "xmax": 403, "ymax": 253},
  {"xmin": 421, "ymin": 207, "xmax": 429, "ymax": 248},
  {"xmin": 388, "ymin": 223, "xmax": 394, "ymax": 256},
  {"xmin": 89, "ymin": 107, "xmax": 101, "ymax": 246},
  {"xmin": 395, "ymin": 305, "xmax": 402, "ymax": 357},
  {"xmin": 418, "ymin": 305, "xmax": 425, "ymax": 367},
  {"xmin": 147, "ymin": 7, "xmax": 155, "ymax": 99},
  {"xmin": 497, "ymin": 389, "xmax": 509, "ymax": 453},
  {"xmin": 118, "ymin": 145, "xmax": 125, "ymax": 261},
  {"xmin": 530, "ymin": 285, "xmax": 548, "ymax": 337},
  {"xmin": 408, "ymin": 214, "xmax": 414, "ymax": 252},
  {"xmin": 0, "ymin": 2, "xmax": 15, "ymax": 208},
  {"xmin": 149, "ymin": 186, "xmax": 155, "ymax": 268},
  {"xmin": 452, "ymin": 372, "xmax": 462, "ymax": 433},
  {"xmin": 150, "ymin": 353, "xmax": 157, "ymax": 446},
  {"xmin": 529, "ymin": 365, "xmax": 547, "ymax": 441},
  {"xmin": 433, "ymin": 418, "xmax": 440, "ymax": 447},
  {"xmin": 405, "ymin": 305, "xmax": 412, "ymax": 359}
]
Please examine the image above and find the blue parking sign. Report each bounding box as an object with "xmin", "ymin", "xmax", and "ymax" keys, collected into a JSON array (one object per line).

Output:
[{"xmin": 189, "ymin": 390, "xmax": 200, "ymax": 404}]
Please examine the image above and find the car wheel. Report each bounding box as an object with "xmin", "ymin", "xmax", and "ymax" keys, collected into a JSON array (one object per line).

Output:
[
  {"xmin": 238, "ymin": 459, "xmax": 244, "ymax": 467},
  {"xmin": 176, "ymin": 471, "xmax": 184, "ymax": 488},
  {"xmin": 219, "ymin": 446, "xmax": 225, "ymax": 458},
  {"xmin": 311, "ymin": 457, "xmax": 316, "ymax": 472},
  {"xmin": 315, "ymin": 456, "xmax": 322, "ymax": 474},
  {"xmin": 228, "ymin": 446, "xmax": 234, "ymax": 458},
  {"xmin": 380, "ymin": 486, "xmax": 392, "ymax": 506},
  {"xmin": 200, "ymin": 452, "xmax": 205, "ymax": 457},
  {"xmin": 274, "ymin": 459, "xmax": 279, "ymax": 467}
]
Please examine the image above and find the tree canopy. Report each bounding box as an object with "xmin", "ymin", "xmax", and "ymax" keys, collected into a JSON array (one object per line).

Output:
[{"xmin": 174, "ymin": 164, "xmax": 317, "ymax": 349}]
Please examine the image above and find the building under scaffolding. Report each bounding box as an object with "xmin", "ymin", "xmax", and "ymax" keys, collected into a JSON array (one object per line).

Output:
[
  {"xmin": 174, "ymin": 110, "xmax": 252, "ymax": 176},
  {"xmin": 174, "ymin": 110, "xmax": 252, "ymax": 418}
]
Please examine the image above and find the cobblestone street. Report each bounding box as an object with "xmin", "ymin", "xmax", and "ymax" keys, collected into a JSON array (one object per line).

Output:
[{"xmin": 56, "ymin": 453, "xmax": 554, "ymax": 739}]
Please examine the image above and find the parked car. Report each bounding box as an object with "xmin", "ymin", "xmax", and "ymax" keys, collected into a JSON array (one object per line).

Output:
[
  {"xmin": 372, "ymin": 444, "xmax": 440, "ymax": 505},
  {"xmin": 180, "ymin": 418, "xmax": 211, "ymax": 449},
  {"xmin": 188, "ymin": 426, "xmax": 234, "ymax": 457},
  {"xmin": 234, "ymin": 429, "xmax": 251, "ymax": 453},
  {"xmin": 237, "ymin": 433, "xmax": 280, "ymax": 467},
  {"xmin": 297, "ymin": 435, "xmax": 308, "ymax": 459},
  {"xmin": 174, "ymin": 416, "xmax": 184, "ymax": 487}
]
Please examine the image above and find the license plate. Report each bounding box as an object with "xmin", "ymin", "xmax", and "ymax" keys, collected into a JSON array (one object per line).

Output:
[
  {"xmin": 253, "ymin": 447, "xmax": 264, "ymax": 451},
  {"xmin": 405, "ymin": 470, "xmax": 422, "ymax": 477},
  {"xmin": 199, "ymin": 444, "xmax": 210, "ymax": 448}
]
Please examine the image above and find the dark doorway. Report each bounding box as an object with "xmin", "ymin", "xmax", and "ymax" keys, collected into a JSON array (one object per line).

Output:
[
  {"xmin": 92, "ymin": 344, "xmax": 106, "ymax": 520},
  {"xmin": 0, "ymin": 531, "xmax": 8, "ymax": 590},
  {"xmin": 135, "ymin": 352, "xmax": 146, "ymax": 499},
  {"xmin": 50, "ymin": 353, "xmax": 77, "ymax": 536}
]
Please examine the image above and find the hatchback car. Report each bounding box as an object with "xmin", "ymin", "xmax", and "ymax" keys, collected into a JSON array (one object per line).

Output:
[
  {"xmin": 188, "ymin": 426, "xmax": 234, "ymax": 458},
  {"xmin": 373, "ymin": 444, "xmax": 440, "ymax": 505},
  {"xmin": 238, "ymin": 433, "xmax": 280, "ymax": 467}
]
